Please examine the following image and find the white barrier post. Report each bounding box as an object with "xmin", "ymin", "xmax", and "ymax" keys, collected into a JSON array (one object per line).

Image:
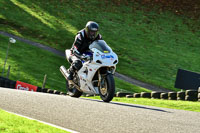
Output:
[
  {"xmin": 1, "ymin": 38, "xmax": 16, "ymax": 77},
  {"xmin": 42, "ymin": 74, "xmax": 47, "ymax": 89}
]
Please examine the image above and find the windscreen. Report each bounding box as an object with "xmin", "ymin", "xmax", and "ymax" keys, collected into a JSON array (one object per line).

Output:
[{"xmin": 89, "ymin": 40, "xmax": 111, "ymax": 53}]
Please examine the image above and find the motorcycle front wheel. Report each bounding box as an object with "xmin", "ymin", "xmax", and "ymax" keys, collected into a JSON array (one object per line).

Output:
[{"xmin": 99, "ymin": 73, "xmax": 115, "ymax": 102}]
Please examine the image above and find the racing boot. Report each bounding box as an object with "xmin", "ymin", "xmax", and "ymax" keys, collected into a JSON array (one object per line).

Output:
[
  {"xmin": 67, "ymin": 66, "xmax": 75, "ymax": 81},
  {"xmin": 67, "ymin": 71, "xmax": 73, "ymax": 81}
]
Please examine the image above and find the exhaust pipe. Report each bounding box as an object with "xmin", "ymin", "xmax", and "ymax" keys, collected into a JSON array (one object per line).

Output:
[
  {"xmin": 60, "ymin": 65, "xmax": 82, "ymax": 91},
  {"xmin": 60, "ymin": 65, "xmax": 69, "ymax": 80}
]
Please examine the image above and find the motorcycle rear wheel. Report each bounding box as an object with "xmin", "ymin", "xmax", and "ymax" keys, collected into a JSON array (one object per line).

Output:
[
  {"xmin": 99, "ymin": 73, "xmax": 115, "ymax": 102},
  {"xmin": 66, "ymin": 80, "xmax": 82, "ymax": 98}
]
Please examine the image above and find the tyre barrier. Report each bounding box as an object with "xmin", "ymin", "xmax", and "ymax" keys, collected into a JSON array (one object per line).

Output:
[
  {"xmin": 0, "ymin": 77, "xmax": 6, "ymax": 87},
  {"xmin": 115, "ymin": 90, "xmax": 200, "ymax": 102},
  {"xmin": 37, "ymin": 87, "xmax": 64, "ymax": 95},
  {"xmin": 198, "ymin": 87, "xmax": 200, "ymax": 102},
  {"xmin": 0, "ymin": 77, "xmax": 67, "ymax": 96},
  {"xmin": 186, "ymin": 90, "xmax": 198, "ymax": 96},
  {"xmin": 1, "ymin": 76, "xmax": 200, "ymax": 101},
  {"xmin": 141, "ymin": 92, "xmax": 151, "ymax": 98},
  {"xmin": 0, "ymin": 78, "xmax": 3, "ymax": 87},
  {"xmin": 185, "ymin": 90, "xmax": 198, "ymax": 101},
  {"xmin": 54, "ymin": 90, "xmax": 61, "ymax": 95},
  {"xmin": 161, "ymin": 93, "xmax": 168, "ymax": 99},
  {"xmin": 126, "ymin": 95, "xmax": 133, "ymax": 98},
  {"xmin": 0, "ymin": 77, "xmax": 16, "ymax": 89},
  {"xmin": 60, "ymin": 92, "xmax": 67, "ymax": 95},
  {"xmin": 47, "ymin": 89, "xmax": 54, "ymax": 94},
  {"xmin": 185, "ymin": 95, "xmax": 198, "ymax": 101},
  {"xmin": 10, "ymin": 80, "xmax": 16, "ymax": 89},
  {"xmin": 151, "ymin": 92, "xmax": 162, "ymax": 99},
  {"xmin": 116, "ymin": 92, "xmax": 133, "ymax": 97},
  {"xmin": 36, "ymin": 87, "xmax": 42, "ymax": 92},
  {"xmin": 133, "ymin": 93, "xmax": 141, "ymax": 98},
  {"xmin": 177, "ymin": 91, "xmax": 185, "ymax": 101},
  {"xmin": 5, "ymin": 79, "xmax": 11, "ymax": 88},
  {"xmin": 168, "ymin": 92, "xmax": 177, "ymax": 100},
  {"xmin": 41, "ymin": 88, "xmax": 48, "ymax": 93}
]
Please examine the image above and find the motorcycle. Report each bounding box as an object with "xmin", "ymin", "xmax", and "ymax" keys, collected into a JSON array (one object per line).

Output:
[{"xmin": 60, "ymin": 40, "xmax": 118, "ymax": 102}]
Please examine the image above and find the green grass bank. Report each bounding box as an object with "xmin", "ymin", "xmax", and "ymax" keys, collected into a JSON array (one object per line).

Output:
[
  {"xmin": 0, "ymin": 0, "xmax": 200, "ymax": 91},
  {"xmin": 0, "ymin": 34, "xmax": 150, "ymax": 93}
]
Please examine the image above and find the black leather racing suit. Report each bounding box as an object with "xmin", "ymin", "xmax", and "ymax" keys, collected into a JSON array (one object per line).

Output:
[{"xmin": 68, "ymin": 29, "xmax": 102, "ymax": 72}]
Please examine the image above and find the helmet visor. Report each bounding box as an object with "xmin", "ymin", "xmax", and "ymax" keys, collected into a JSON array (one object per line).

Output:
[{"xmin": 88, "ymin": 30, "xmax": 98, "ymax": 40}]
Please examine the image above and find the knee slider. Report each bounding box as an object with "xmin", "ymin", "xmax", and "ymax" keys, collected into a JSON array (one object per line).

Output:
[{"xmin": 72, "ymin": 60, "xmax": 82, "ymax": 70}]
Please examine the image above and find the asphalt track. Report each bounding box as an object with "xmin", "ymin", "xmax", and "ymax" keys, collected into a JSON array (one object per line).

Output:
[{"xmin": 0, "ymin": 87, "xmax": 200, "ymax": 133}]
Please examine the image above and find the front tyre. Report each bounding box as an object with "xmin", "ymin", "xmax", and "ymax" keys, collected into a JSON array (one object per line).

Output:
[{"xmin": 99, "ymin": 73, "xmax": 115, "ymax": 102}]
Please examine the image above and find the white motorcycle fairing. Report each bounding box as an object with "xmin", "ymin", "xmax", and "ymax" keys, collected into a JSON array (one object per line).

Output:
[
  {"xmin": 78, "ymin": 46, "xmax": 118, "ymax": 94},
  {"xmin": 61, "ymin": 40, "xmax": 118, "ymax": 101}
]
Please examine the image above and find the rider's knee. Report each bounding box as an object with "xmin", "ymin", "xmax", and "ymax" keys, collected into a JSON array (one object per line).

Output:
[{"xmin": 72, "ymin": 60, "xmax": 82, "ymax": 70}]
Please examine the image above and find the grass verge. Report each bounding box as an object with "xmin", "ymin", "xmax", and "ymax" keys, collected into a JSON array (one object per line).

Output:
[
  {"xmin": 83, "ymin": 96, "xmax": 200, "ymax": 112},
  {"xmin": 0, "ymin": 109, "xmax": 69, "ymax": 133}
]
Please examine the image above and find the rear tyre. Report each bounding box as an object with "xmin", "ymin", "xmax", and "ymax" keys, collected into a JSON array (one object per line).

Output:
[
  {"xmin": 99, "ymin": 73, "xmax": 115, "ymax": 102},
  {"xmin": 66, "ymin": 80, "xmax": 82, "ymax": 98}
]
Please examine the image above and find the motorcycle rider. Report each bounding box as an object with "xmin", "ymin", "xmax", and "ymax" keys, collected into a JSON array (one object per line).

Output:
[{"xmin": 66, "ymin": 21, "xmax": 102, "ymax": 80}]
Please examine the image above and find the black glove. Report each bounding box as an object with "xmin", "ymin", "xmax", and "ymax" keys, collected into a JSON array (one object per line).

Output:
[{"xmin": 81, "ymin": 54, "xmax": 90, "ymax": 60}]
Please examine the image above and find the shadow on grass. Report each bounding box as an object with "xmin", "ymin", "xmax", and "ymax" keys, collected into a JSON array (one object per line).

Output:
[{"xmin": 81, "ymin": 97, "xmax": 171, "ymax": 113}]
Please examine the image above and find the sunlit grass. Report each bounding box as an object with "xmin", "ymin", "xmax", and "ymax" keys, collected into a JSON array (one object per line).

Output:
[
  {"xmin": 0, "ymin": 109, "xmax": 69, "ymax": 133},
  {"xmin": 0, "ymin": 14, "xmax": 6, "ymax": 19},
  {"xmin": 10, "ymin": 0, "xmax": 56, "ymax": 30},
  {"xmin": 11, "ymin": 0, "xmax": 78, "ymax": 34}
]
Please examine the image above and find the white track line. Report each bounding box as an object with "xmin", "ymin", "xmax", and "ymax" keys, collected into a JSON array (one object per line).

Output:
[{"xmin": 5, "ymin": 110, "xmax": 79, "ymax": 133}]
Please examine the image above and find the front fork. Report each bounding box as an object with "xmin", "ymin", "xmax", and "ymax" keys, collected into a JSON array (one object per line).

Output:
[
  {"xmin": 98, "ymin": 70, "xmax": 101, "ymax": 87},
  {"xmin": 97, "ymin": 67, "xmax": 114, "ymax": 87}
]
